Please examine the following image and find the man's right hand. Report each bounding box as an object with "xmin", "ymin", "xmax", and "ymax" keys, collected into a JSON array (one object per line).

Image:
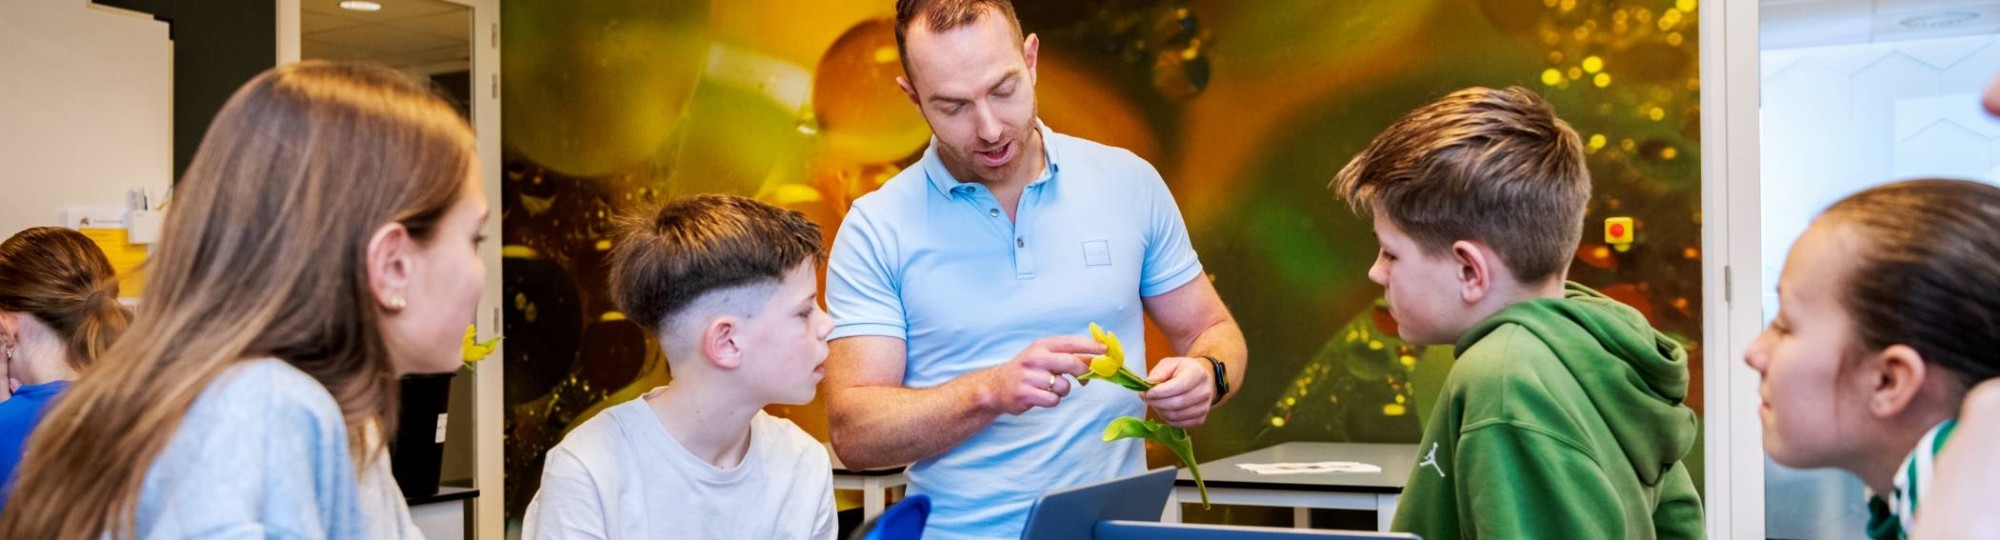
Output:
[{"xmin": 979, "ymin": 336, "xmax": 1105, "ymax": 415}]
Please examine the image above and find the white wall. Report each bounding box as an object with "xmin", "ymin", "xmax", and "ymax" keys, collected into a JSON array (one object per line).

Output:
[
  {"xmin": 1760, "ymin": 33, "xmax": 2000, "ymax": 540},
  {"xmin": 0, "ymin": 0, "xmax": 172, "ymax": 237},
  {"xmin": 1763, "ymin": 34, "xmax": 2000, "ymax": 283}
]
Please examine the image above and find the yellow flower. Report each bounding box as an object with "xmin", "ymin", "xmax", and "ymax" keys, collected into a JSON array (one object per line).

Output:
[
  {"xmin": 462, "ymin": 324, "xmax": 502, "ymax": 363},
  {"xmin": 1090, "ymin": 355, "xmax": 1121, "ymax": 378},
  {"xmin": 1088, "ymin": 322, "xmax": 1126, "ymax": 363},
  {"xmin": 1080, "ymin": 323, "xmax": 1154, "ymax": 387}
]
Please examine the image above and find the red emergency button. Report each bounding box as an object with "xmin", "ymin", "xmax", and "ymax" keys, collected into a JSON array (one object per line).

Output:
[{"xmin": 1605, "ymin": 217, "xmax": 1635, "ymax": 252}]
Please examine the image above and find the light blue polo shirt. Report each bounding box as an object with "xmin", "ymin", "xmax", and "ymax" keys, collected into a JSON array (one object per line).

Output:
[{"xmin": 827, "ymin": 123, "xmax": 1204, "ymax": 540}]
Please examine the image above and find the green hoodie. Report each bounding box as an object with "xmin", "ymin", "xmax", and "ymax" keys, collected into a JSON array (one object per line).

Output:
[{"xmin": 1390, "ymin": 282, "xmax": 1704, "ymax": 539}]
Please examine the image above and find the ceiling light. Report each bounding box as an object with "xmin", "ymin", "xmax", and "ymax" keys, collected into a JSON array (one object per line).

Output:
[
  {"xmin": 339, "ymin": 1, "xmax": 382, "ymax": 12},
  {"xmin": 1901, "ymin": 11, "xmax": 1980, "ymax": 29}
]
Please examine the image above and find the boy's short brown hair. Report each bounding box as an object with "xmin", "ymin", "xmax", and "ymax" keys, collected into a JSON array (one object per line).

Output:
[
  {"xmin": 1332, "ymin": 86, "xmax": 1589, "ymax": 284},
  {"xmin": 608, "ymin": 194, "xmax": 824, "ymax": 335}
]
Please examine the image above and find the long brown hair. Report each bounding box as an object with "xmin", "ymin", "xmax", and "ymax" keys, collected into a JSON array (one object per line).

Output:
[
  {"xmin": 0, "ymin": 227, "xmax": 131, "ymax": 370},
  {"xmin": 1821, "ymin": 179, "xmax": 2000, "ymax": 390},
  {"xmin": 0, "ymin": 61, "xmax": 473, "ymax": 538}
]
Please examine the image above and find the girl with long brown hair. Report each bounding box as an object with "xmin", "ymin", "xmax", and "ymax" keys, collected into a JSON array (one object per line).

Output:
[
  {"xmin": 0, "ymin": 226, "xmax": 132, "ymax": 509},
  {"xmin": 0, "ymin": 60, "xmax": 487, "ymax": 539}
]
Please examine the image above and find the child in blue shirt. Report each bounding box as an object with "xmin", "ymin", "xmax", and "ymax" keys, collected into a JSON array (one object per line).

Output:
[{"xmin": 0, "ymin": 226, "xmax": 131, "ymax": 506}]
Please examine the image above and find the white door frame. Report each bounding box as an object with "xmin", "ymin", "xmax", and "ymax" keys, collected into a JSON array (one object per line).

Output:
[
  {"xmin": 464, "ymin": 2, "xmax": 501, "ymax": 537},
  {"xmin": 1699, "ymin": 0, "xmax": 1765, "ymax": 538}
]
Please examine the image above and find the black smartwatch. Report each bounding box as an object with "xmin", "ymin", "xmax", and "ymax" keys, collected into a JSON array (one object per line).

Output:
[{"xmin": 1200, "ymin": 355, "xmax": 1228, "ymax": 405}]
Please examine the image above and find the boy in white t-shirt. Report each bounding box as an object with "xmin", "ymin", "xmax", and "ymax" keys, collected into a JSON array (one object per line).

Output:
[{"xmin": 523, "ymin": 194, "xmax": 836, "ymax": 540}]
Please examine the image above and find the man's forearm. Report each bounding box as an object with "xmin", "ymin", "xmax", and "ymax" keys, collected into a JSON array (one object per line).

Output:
[{"xmin": 828, "ymin": 375, "xmax": 1000, "ymax": 470}]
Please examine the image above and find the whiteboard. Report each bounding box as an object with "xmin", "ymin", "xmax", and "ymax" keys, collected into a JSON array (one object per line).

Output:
[{"xmin": 0, "ymin": 0, "xmax": 171, "ymax": 238}]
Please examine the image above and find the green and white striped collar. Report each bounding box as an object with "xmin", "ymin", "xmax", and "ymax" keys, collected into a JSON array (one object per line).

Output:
[{"xmin": 1866, "ymin": 418, "xmax": 1960, "ymax": 540}]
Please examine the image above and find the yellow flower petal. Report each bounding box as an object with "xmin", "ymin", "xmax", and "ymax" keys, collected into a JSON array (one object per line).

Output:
[
  {"xmin": 461, "ymin": 324, "xmax": 503, "ymax": 363},
  {"xmin": 1090, "ymin": 355, "xmax": 1120, "ymax": 378},
  {"xmin": 1102, "ymin": 330, "xmax": 1126, "ymax": 362}
]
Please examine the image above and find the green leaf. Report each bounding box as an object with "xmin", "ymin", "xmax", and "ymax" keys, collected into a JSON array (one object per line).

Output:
[
  {"xmin": 1101, "ymin": 416, "xmax": 1209, "ymax": 508},
  {"xmin": 1086, "ymin": 323, "xmax": 1204, "ymax": 507}
]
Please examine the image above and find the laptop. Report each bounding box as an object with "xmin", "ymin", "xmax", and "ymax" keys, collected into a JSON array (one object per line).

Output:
[{"xmin": 1019, "ymin": 467, "xmax": 1176, "ymax": 540}]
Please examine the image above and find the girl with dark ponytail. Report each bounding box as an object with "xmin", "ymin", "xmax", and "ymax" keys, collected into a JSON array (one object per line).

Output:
[{"xmin": 1745, "ymin": 179, "xmax": 2000, "ymax": 539}]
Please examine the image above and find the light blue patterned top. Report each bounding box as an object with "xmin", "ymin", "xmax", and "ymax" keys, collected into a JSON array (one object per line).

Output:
[{"xmin": 132, "ymin": 358, "xmax": 420, "ymax": 539}]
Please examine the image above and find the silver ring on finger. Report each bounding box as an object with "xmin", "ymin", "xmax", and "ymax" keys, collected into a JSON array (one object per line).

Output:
[{"xmin": 1047, "ymin": 373, "xmax": 1059, "ymax": 392}]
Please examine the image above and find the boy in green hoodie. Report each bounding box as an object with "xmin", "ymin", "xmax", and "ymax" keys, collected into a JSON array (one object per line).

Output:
[{"xmin": 1331, "ymin": 86, "xmax": 1704, "ymax": 539}]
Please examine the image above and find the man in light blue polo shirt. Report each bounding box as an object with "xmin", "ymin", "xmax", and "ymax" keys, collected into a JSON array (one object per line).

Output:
[{"xmin": 822, "ymin": 1, "xmax": 1248, "ymax": 538}]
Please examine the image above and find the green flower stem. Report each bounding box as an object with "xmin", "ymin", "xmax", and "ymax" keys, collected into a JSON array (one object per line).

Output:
[{"xmin": 1086, "ymin": 322, "xmax": 1208, "ymax": 507}]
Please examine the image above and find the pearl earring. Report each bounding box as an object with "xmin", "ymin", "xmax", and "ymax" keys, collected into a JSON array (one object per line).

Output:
[{"xmin": 389, "ymin": 296, "xmax": 408, "ymax": 311}]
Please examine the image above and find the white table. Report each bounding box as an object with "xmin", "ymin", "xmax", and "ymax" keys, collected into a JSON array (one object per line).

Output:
[
  {"xmin": 829, "ymin": 449, "xmax": 909, "ymax": 520},
  {"xmin": 1164, "ymin": 442, "xmax": 1418, "ymax": 532}
]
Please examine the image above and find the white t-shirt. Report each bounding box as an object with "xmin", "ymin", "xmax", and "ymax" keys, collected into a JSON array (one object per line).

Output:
[
  {"xmin": 522, "ymin": 390, "xmax": 836, "ymax": 540},
  {"xmin": 359, "ymin": 423, "xmax": 425, "ymax": 540}
]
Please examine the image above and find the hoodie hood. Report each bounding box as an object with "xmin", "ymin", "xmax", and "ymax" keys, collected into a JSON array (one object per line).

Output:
[{"xmin": 1456, "ymin": 281, "xmax": 1699, "ymax": 486}]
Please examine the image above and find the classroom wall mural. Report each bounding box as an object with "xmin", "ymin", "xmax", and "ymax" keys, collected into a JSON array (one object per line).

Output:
[{"xmin": 500, "ymin": 0, "xmax": 1702, "ymax": 528}]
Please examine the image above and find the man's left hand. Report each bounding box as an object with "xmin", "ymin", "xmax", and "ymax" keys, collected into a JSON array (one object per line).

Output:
[{"xmin": 1141, "ymin": 356, "xmax": 1214, "ymax": 428}]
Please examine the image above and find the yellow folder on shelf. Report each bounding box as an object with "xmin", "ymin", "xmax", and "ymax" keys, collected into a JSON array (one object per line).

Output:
[{"xmin": 79, "ymin": 228, "xmax": 146, "ymax": 299}]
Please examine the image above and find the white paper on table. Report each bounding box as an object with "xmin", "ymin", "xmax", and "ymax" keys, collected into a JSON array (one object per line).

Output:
[{"xmin": 1235, "ymin": 461, "xmax": 1383, "ymax": 475}]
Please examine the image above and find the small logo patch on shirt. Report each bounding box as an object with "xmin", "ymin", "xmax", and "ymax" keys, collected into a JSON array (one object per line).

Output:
[
  {"xmin": 1420, "ymin": 442, "xmax": 1446, "ymax": 478},
  {"xmin": 1082, "ymin": 240, "xmax": 1112, "ymax": 266}
]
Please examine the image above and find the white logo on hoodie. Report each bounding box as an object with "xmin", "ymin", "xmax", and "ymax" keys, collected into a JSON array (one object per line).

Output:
[{"xmin": 1419, "ymin": 442, "xmax": 1446, "ymax": 478}]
